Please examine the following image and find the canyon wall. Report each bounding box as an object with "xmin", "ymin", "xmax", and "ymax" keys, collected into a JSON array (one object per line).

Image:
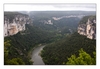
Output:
[
  {"xmin": 78, "ymin": 16, "xmax": 96, "ymax": 39},
  {"xmin": 4, "ymin": 12, "xmax": 31, "ymax": 37}
]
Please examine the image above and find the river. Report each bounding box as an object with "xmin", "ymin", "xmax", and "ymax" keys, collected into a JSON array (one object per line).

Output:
[{"xmin": 31, "ymin": 45, "xmax": 45, "ymax": 65}]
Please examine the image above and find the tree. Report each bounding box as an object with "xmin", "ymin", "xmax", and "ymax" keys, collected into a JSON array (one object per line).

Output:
[
  {"xmin": 8, "ymin": 58, "xmax": 25, "ymax": 65},
  {"xmin": 4, "ymin": 40, "xmax": 11, "ymax": 64},
  {"xmin": 4, "ymin": 40, "xmax": 25, "ymax": 65},
  {"xmin": 66, "ymin": 48, "xmax": 96, "ymax": 65}
]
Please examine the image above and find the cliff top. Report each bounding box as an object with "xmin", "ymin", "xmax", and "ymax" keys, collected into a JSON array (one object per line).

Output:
[
  {"xmin": 79, "ymin": 15, "xmax": 96, "ymax": 24},
  {"xmin": 4, "ymin": 12, "xmax": 28, "ymax": 16},
  {"xmin": 4, "ymin": 12, "xmax": 29, "ymax": 23}
]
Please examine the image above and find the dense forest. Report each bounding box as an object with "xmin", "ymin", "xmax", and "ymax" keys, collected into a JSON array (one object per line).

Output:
[
  {"xmin": 4, "ymin": 24, "xmax": 56, "ymax": 65},
  {"xmin": 41, "ymin": 33, "xmax": 96, "ymax": 65}
]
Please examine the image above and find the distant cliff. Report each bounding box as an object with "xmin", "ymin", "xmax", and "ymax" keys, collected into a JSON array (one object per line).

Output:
[
  {"xmin": 4, "ymin": 12, "xmax": 31, "ymax": 37},
  {"xmin": 78, "ymin": 15, "xmax": 96, "ymax": 39}
]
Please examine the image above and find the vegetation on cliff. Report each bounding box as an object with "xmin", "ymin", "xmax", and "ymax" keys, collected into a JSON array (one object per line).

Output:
[
  {"xmin": 41, "ymin": 33, "xmax": 96, "ymax": 65},
  {"xmin": 79, "ymin": 15, "xmax": 96, "ymax": 24}
]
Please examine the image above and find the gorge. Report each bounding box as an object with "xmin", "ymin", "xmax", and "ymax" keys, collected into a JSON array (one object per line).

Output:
[{"xmin": 4, "ymin": 11, "xmax": 96, "ymax": 65}]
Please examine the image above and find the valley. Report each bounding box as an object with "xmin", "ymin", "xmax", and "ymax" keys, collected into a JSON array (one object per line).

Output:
[{"xmin": 4, "ymin": 11, "xmax": 96, "ymax": 65}]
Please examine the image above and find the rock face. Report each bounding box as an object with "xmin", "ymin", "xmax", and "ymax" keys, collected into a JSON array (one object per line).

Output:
[
  {"xmin": 44, "ymin": 20, "xmax": 53, "ymax": 25},
  {"xmin": 4, "ymin": 12, "xmax": 31, "ymax": 37},
  {"xmin": 78, "ymin": 16, "xmax": 96, "ymax": 39}
]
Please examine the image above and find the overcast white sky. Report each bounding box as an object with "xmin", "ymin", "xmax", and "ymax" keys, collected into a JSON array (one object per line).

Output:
[{"xmin": 4, "ymin": 3, "xmax": 96, "ymax": 11}]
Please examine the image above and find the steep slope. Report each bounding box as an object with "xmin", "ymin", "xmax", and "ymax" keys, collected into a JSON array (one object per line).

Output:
[
  {"xmin": 41, "ymin": 15, "xmax": 96, "ymax": 65},
  {"xmin": 4, "ymin": 24, "xmax": 55, "ymax": 65},
  {"xmin": 78, "ymin": 15, "xmax": 96, "ymax": 39},
  {"xmin": 41, "ymin": 16, "xmax": 96, "ymax": 65},
  {"xmin": 41, "ymin": 33, "xmax": 96, "ymax": 65},
  {"xmin": 4, "ymin": 12, "xmax": 31, "ymax": 37}
]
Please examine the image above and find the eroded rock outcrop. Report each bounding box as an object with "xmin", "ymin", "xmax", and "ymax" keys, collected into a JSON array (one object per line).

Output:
[
  {"xmin": 4, "ymin": 12, "xmax": 31, "ymax": 37},
  {"xmin": 78, "ymin": 16, "xmax": 96, "ymax": 39}
]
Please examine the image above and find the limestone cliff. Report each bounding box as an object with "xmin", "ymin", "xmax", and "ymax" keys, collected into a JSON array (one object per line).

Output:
[
  {"xmin": 78, "ymin": 16, "xmax": 96, "ymax": 39},
  {"xmin": 4, "ymin": 12, "xmax": 31, "ymax": 37}
]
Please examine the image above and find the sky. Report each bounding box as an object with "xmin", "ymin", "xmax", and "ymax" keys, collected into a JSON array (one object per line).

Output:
[{"xmin": 4, "ymin": 3, "xmax": 96, "ymax": 11}]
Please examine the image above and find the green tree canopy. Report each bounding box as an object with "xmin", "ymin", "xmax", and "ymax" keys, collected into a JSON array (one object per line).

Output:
[
  {"xmin": 66, "ymin": 48, "xmax": 96, "ymax": 65},
  {"xmin": 8, "ymin": 58, "xmax": 25, "ymax": 65}
]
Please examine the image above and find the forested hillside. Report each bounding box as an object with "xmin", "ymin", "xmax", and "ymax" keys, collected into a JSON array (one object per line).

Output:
[
  {"xmin": 4, "ymin": 24, "xmax": 55, "ymax": 65},
  {"xmin": 30, "ymin": 11, "xmax": 96, "ymax": 34},
  {"xmin": 41, "ymin": 33, "xmax": 96, "ymax": 65}
]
